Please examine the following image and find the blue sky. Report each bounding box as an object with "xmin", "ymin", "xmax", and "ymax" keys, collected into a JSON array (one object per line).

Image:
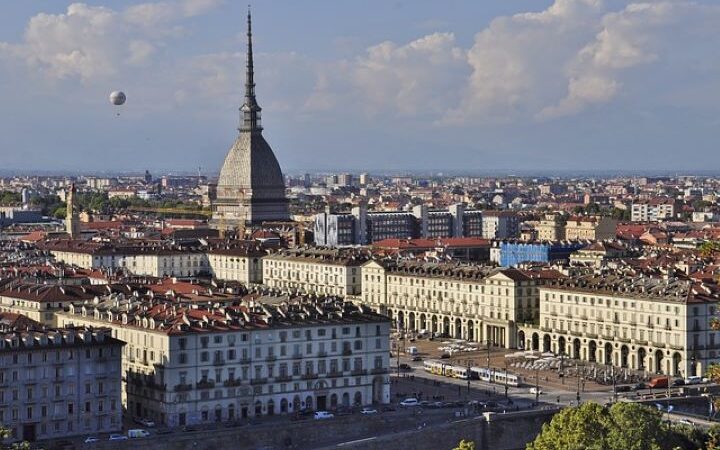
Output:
[{"xmin": 1, "ymin": 0, "xmax": 720, "ymax": 175}]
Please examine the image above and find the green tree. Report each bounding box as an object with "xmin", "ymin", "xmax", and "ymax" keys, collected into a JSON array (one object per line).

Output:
[
  {"xmin": 453, "ymin": 440, "xmax": 476, "ymax": 450},
  {"xmin": 526, "ymin": 402, "xmax": 693, "ymax": 450},
  {"xmin": 0, "ymin": 426, "xmax": 30, "ymax": 450}
]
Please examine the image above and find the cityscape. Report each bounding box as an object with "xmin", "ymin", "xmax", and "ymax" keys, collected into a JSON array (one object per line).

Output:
[{"xmin": 2, "ymin": 1, "xmax": 720, "ymax": 450}]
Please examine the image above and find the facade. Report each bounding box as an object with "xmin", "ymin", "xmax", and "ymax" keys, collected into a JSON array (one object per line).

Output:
[
  {"xmin": 631, "ymin": 199, "xmax": 676, "ymax": 222},
  {"xmin": 40, "ymin": 240, "xmax": 209, "ymax": 279},
  {"xmin": 482, "ymin": 211, "xmax": 520, "ymax": 239},
  {"xmin": 206, "ymin": 246, "xmax": 265, "ymax": 285},
  {"xmin": 361, "ymin": 260, "xmax": 560, "ymax": 348},
  {"xmin": 536, "ymin": 215, "xmax": 565, "ymax": 241},
  {"xmin": 564, "ymin": 216, "xmax": 617, "ymax": 241},
  {"xmin": 0, "ymin": 283, "xmax": 110, "ymax": 326},
  {"xmin": 494, "ymin": 241, "xmax": 587, "ymax": 267},
  {"xmin": 0, "ymin": 325, "xmax": 124, "ymax": 442},
  {"xmin": 262, "ymin": 248, "xmax": 370, "ymax": 296},
  {"xmin": 212, "ymin": 12, "xmax": 289, "ymax": 230},
  {"xmin": 313, "ymin": 204, "xmax": 485, "ymax": 247},
  {"xmin": 518, "ymin": 272, "xmax": 720, "ymax": 377},
  {"xmin": 57, "ymin": 295, "xmax": 391, "ymax": 427}
]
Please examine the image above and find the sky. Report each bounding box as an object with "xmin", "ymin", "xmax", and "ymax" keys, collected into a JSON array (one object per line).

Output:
[{"xmin": 1, "ymin": 0, "xmax": 720, "ymax": 175}]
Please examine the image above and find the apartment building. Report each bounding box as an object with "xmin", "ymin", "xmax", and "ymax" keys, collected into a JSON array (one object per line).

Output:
[
  {"xmin": 631, "ymin": 198, "xmax": 676, "ymax": 222},
  {"xmin": 564, "ymin": 216, "xmax": 617, "ymax": 241},
  {"xmin": 262, "ymin": 248, "xmax": 370, "ymax": 296},
  {"xmin": 57, "ymin": 295, "xmax": 391, "ymax": 427},
  {"xmin": 39, "ymin": 240, "xmax": 209, "ymax": 278},
  {"xmin": 482, "ymin": 211, "xmax": 520, "ymax": 240},
  {"xmin": 0, "ymin": 323, "xmax": 124, "ymax": 442},
  {"xmin": 206, "ymin": 246, "xmax": 265, "ymax": 285},
  {"xmin": 536, "ymin": 214, "xmax": 565, "ymax": 241},
  {"xmin": 518, "ymin": 271, "xmax": 720, "ymax": 377},
  {"xmin": 362, "ymin": 260, "xmax": 562, "ymax": 348}
]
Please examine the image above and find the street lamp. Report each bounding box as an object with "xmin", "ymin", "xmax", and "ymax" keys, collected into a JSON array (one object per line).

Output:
[
  {"xmin": 504, "ymin": 358, "xmax": 509, "ymax": 400},
  {"xmin": 559, "ymin": 351, "xmax": 565, "ymax": 385},
  {"xmin": 576, "ymin": 363, "xmax": 581, "ymax": 406},
  {"xmin": 535, "ymin": 367, "xmax": 540, "ymax": 405}
]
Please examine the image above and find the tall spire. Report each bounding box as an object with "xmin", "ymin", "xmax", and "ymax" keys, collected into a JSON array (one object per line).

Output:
[{"xmin": 239, "ymin": 6, "xmax": 262, "ymax": 132}]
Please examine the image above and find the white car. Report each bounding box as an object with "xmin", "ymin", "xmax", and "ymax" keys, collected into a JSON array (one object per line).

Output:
[
  {"xmin": 314, "ymin": 411, "xmax": 335, "ymax": 420},
  {"xmin": 529, "ymin": 387, "xmax": 543, "ymax": 395},
  {"xmin": 84, "ymin": 436, "xmax": 100, "ymax": 443},
  {"xmin": 361, "ymin": 407, "xmax": 378, "ymax": 415},
  {"xmin": 109, "ymin": 434, "xmax": 128, "ymax": 441},
  {"xmin": 400, "ymin": 398, "xmax": 419, "ymax": 407},
  {"xmin": 138, "ymin": 418, "xmax": 156, "ymax": 427}
]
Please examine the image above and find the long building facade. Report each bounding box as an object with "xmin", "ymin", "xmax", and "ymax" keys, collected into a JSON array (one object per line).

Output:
[
  {"xmin": 517, "ymin": 272, "xmax": 720, "ymax": 377},
  {"xmin": 57, "ymin": 293, "xmax": 391, "ymax": 427},
  {"xmin": 361, "ymin": 260, "xmax": 560, "ymax": 348},
  {"xmin": 0, "ymin": 325, "xmax": 124, "ymax": 443}
]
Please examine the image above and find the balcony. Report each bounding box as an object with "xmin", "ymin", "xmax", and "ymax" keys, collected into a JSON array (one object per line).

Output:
[
  {"xmin": 301, "ymin": 373, "xmax": 319, "ymax": 380},
  {"xmin": 371, "ymin": 368, "xmax": 389, "ymax": 375},
  {"xmin": 669, "ymin": 344, "xmax": 684, "ymax": 351},
  {"xmin": 618, "ymin": 337, "xmax": 631, "ymax": 344},
  {"xmin": 250, "ymin": 378, "xmax": 267, "ymax": 385},
  {"xmin": 292, "ymin": 353, "xmax": 303, "ymax": 360},
  {"xmin": 342, "ymin": 349, "xmax": 352, "ymax": 356},
  {"xmin": 174, "ymin": 384, "xmax": 192, "ymax": 392},
  {"xmin": 327, "ymin": 371, "xmax": 343, "ymax": 378},
  {"xmin": 274, "ymin": 375, "xmax": 292, "ymax": 383},
  {"xmin": 239, "ymin": 358, "xmax": 251, "ymax": 364},
  {"xmin": 213, "ymin": 358, "xmax": 225, "ymax": 366},
  {"xmin": 585, "ymin": 333, "xmax": 598, "ymax": 339},
  {"xmin": 351, "ymin": 369, "xmax": 368, "ymax": 376},
  {"xmin": 196, "ymin": 380, "xmax": 215, "ymax": 390},
  {"xmin": 601, "ymin": 334, "xmax": 614, "ymax": 341},
  {"xmin": 317, "ymin": 351, "xmax": 328, "ymax": 358},
  {"xmin": 265, "ymin": 355, "xmax": 277, "ymax": 362},
  {"xmin": 223, "ymin": 379, "xmax": 242, "ymax": 387},
  {"xmin": 569, "ymin": 330, "xmax": 582, "ymax": 337}
]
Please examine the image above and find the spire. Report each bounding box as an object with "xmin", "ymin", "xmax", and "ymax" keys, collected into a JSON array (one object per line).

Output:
[{"xmin": 239, "ymin": 6, "xmax": 262, "ymax": 132}]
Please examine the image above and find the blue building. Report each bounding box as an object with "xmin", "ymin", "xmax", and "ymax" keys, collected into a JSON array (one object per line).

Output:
[{"xmin": 498, "ymin": 241, "xmax": 586, "ymax": 267}]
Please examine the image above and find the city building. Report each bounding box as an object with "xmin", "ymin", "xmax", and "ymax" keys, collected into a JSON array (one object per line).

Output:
[
  {"xmin": 361, "ymin": 260, "xmax": 562, "ymax": 348},
  {"xmin": 481, "ymin": 211, "xmax": 520, "ymax": 239},
  {"xmin": 206, "ymin": 245, "xmax": 266, "ymax": 285},
  {"xmin": 564, "ymin": 216, "xmax": 617, "ymax": 241},
  {"xmin": 493, "ymin": 241, "xmax": 587, "ymax": 267},
  {"xmin": 57, "ymin": 294, "xmax": 390, "ymax": 427},
  {"xmin": 212, "ymin": 11, "xmax": 290, "ymax": 230},
  {"xmin": 536, "ymin": 214, "xmax": 565, "ymax": 241},
  {"xmin": 262, "ymin": 248, "xmax": 370, "ymax": 296},
  {"xmin": 518, "ymin": 272, "xmax": 720, "ymax": 377},
  {"xmin": 0, "ymin": 323, "xmax": 124, "ymax": 442},
  {"xmin": 631, "ymin": 198, "xmax": 676, "ymax": 222}
]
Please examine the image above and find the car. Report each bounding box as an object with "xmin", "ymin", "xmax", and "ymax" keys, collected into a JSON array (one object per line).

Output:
[
  {"xmin": 484, "ymin": 401, "xmax": 499, "ymax": 408},
  {"xmin": 529, "ymin": 387, "xmax": 543, "ymax": 395},
  {"xmin": 361, "ymin": 407, "xmax": 378, "ymax": 415},
  {"xmin": 314, "ymin": 411, "xmax": 334, "ymax": 420},
  {"xmin": 440, "ymin": 353, "xmax": 451, "ymax": 359},
  {"xmin": 109, "ymin": 434, "xmax": 128, "ymax": 441},
  {"xmin": 128, "ymin": 429, "xmax": 151, "ymax": 439},
  {"xmin": 139, "ymin": 418, "xmax": 156, "ymax": 427},
  {"xmin": 672, "ymin": 379, "xmax": 685, "ymax": 387},
  {"xmin": 634, "ymin": 382, "xmax": 647, "ymax": 390},
  {"xmin": 412, "ymin": 355, "xmax": 423, "ymax": 362},
  {"xmin": 615, "ymin": 385, "xmax": 632, "ymax": 393},
  {"xmin": 400, "ymin": 398, "xmax": 419, "ymax": 407},
  {"xmin": 83, "ymin": 436, "xmax": 100, "ymax": 444},
  {"xmin": 399, "ymin": 363, "xmax": 412, "ymax": 371}
]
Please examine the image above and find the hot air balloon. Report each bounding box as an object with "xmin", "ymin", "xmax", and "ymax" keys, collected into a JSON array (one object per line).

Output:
[{"xmin": 109, "ymin": 91, "xmax": 126, "ymax": 106}]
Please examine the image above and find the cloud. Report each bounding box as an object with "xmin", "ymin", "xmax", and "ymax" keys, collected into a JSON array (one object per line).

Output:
[{"xmin": 0, "ymin": 1, "xmax": 223, "ymax": 81}]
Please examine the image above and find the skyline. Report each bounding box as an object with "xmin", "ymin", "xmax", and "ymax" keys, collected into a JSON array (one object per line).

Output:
[{"xmin": 2, "ymin": 0, "xmax": 720, "ymax": 173}]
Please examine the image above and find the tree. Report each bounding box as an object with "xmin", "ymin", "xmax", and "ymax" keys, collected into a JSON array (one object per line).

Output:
[
  {"xmin": 0, "ymin": 426, "xmax": 30, "ymax": 450},
  {"xmin": 527, "ymin": 402, "xmax": 678, "ymax": 450},
  {"xmin": 453, "ymin": 440, "xmax": 476, "ymax": 450}
]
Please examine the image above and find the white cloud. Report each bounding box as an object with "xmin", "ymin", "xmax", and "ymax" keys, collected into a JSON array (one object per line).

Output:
[{"xmin": 0, "ymin": 1, "xmax": 223, "ymax": 81}]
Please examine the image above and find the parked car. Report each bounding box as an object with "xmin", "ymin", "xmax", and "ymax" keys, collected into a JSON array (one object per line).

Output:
[
  {"xmin": 440, "ymin": 353, "xmax": 451, "ymax": 359},
  {"xmin": 314, "ymin": 411, "xmax": 335, "ymax": 420},
  {"xmin": 83, "ymin": 436, "xmax": 100, "ymax": 444},
  {"xmin": 128, "ymin": 429, "xmax": 151, "ymax": 439},
  {"xmin": 615, "ymin": 385, "xmax": 632, "ymax": 393},
  {"xmin": 134, "ymin": 417, "xmax": 156, "ymax": 427},
  {"xmin": 684, "ymin": 376, "xmax": 703, "ymax": 385},
  {"xmin": 529, "ymin": 387, "xmax": 543, "ymax": 395},
  {"xmin": 672, "ymin": 379, "xmax": 685, "ymax": 387},
  {"xmin": 400, "ymin": 398, "xmax": 419, "ymax": 407},
  {"xmin": 109, "ymin": 434, "xmax": 128, "ymax": 441},
  {"xmin": 361, "ymin": 407, "xmax": 378, "ymax": 415},
  {"xmin": 399, "ymin": 363, "xmax": 412, "ymax": 371},
  {"xmin": 412, "ymin": 355, "xmax": 423, "ymax": 362},
  {"xmin": 634, "ymin": 382, "xmax": 647, "ymax": 390}
]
